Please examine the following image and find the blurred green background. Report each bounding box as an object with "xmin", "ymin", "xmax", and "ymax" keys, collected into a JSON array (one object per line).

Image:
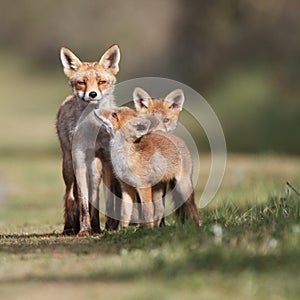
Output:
[
  {"xmin": 1, "ymin": 2, "xmax": 300, "ymax": 297},
  {"xmin": 1, "ymin": 0, "xmax": 300, "ymax": 155}
]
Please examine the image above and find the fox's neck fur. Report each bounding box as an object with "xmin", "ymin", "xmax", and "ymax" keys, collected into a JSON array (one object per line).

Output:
[{"xmin": 73, "ymin": 93, "xmax": 116, "ymax": 136}]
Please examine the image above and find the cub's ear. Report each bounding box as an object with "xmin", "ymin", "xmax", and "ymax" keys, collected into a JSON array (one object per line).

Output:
[
  {"xmin": 60, "ymin": 47, "xmax": 82, "ymax": 77},
  {"xmin": 133, "ymin": 87, "xmax": 152, "ymax": 111},
  {"xmin": 99, "ymin": 44, "xmax": 120, "ymax": 75},
  {"xmin": 165, "ymin": 89, "xmax": 185, "ymax": 111},
  {"xmin": 129, "ymin": 118, "xmax": 151, "ymax": 139}
]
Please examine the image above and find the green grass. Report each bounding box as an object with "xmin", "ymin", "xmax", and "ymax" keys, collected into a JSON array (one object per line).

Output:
[{"xmin": 1, "ymin": 154, "xmax": 300, "ymax": 299}]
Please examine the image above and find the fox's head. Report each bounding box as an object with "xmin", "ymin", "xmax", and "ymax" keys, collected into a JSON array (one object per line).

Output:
[
  {"xmin": 60, "ymin": 45, "xmax": 120, "ymax": 104},
  {"xmin": 94, "ymin": 107, "xmax": 153, "ymax": 142},
  {"xmin": 133, "ymin": 88, "xmax": 185, "ymax": 132}
]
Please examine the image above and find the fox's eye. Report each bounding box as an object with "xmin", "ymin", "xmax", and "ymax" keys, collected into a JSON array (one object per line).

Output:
[
  {"xmin": 77, "ymin": 81, "xmax": 86, "ymax": 85},
  {"xmin": 163, "ymin": 118, "xmax": 170, "ymax": 123},
  {"xmin": 98, "ymin": 80, "xmax": 107, "ymax": 85},
  {"xmin": 112, "ymin": 112, "xmax": 118, "ymax": 119}
]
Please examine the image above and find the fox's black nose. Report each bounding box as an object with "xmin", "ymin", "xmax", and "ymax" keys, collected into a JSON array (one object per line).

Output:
[{"xmin": 89, "ymin": 91, "xmax": 97, "ymax": 98}]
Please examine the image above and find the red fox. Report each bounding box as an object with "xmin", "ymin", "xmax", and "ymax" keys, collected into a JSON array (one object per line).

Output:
[
  {"xmin": 94, "ymin": 106, "xmax": 201, "ymax": 228},
  {"xmin": 56, "ymin": 45, "xmax": 121, "ymax": 236}
]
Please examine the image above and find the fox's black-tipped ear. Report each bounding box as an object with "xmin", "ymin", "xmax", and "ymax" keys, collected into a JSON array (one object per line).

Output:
[
  {"xmin": 133, "ymin": 87, "xmax": 152, "ymax": 111},
  {"xmin": 129, "ymin": 118, "xmax": 151, "ymax": 139},
  {"xmin": 60, "ymin": 47, "xmax": 82, "ymax": 76},
  {"xmin": 99, "ymin": 44, "xmax": 120, "ymax": 75},
  {"xmin": 165, "ymin": 89, "xmax": 185, "ymax": 111}
]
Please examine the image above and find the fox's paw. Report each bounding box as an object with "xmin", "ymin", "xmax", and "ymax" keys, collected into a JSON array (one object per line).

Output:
[
  {"xmin": 105, "ymin": 218, "xmax": 119, "ymax": 231},
  {"xmin": 144, "ymin": 222, "xmax": 155, "ymax": 229},
  {"xmin": 91, "ymin": 227, "xmax": 102, "ymax": 235},
  {"xmin": 194, "ymin": 215, "xmax": 202, "ymax": 227},
  {"xmin": 77, "ymin": 230, "xmax": 91, "ymax": 237},
  {"xmin": 62, "ymin": 228, "xmax": 76, "ymax": 236}
]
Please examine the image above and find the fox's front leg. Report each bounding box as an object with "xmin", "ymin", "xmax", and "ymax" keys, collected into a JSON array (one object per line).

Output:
[
  {"xmin": 137, "ymin": 186, "xmax": 154, "ymax": 228},
  {"xmin": 74, "ymin": 156, "xmax": 92, "ymax": 236},
  {"xmin": 89, "ymin": 157, "xmax": 102, "ymax": 234},
  {"xmin": 120, "ymin": 183, "xmax": 135, "ymax": 228},
  {"xmin": 103, "ymin": 161, "xmax": 121, "ymax": 231},
  {"xmin": 62, "ymin": 150, "xmax": 79, "ymax": 235},
  {"xmin": 152, "ymin": 182, "xmax": 166, "ymax": 227}
]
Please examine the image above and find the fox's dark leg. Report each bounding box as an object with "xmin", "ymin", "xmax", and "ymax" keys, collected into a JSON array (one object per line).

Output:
[
  {"xmin": 89, "ymin": 157, "xmax": 102, "ymax": 234},
  {"xmin": 62, "ymin": 150, "xmax": 77, "ymax": 235},
  {"xmin": 174, "ymin": 178, "xmax": 201, "ymax": 226},
  {"xmin": 152, "ymin": 182, "xmax": 166, "ymax": 227},
  {"xmin": 185, "ymin": 190, "xmax": 201, "ymax": 225},
  {"xmin": 176, "ymin": 191, "xmax": 201, "ymax": 225},
  {"xmin": 110, "ymin": 174, "xmax": 122, "ymax": 230},
  {"xmin": 103, "ymin": 162, "xmax": 120, "ymax": 231},
  {"xmin": 73, "ymin": 178, "xmax": 80, "ymax": 234}
]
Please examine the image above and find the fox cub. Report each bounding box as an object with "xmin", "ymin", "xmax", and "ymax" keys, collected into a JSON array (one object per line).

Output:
[
  {"xmin": 133, "ymin": 87, "xmax": 184, "ymax": 132},
  {"xmin": 56, "ymin": 45, "xmax": 120, "ymax": 235},
  {"xmin": 94, "ymin": 105, "xmax": 201, "ymax": 228},
  {"xmin": 132, "ymin": 87, "xmax": 187, "ymax": 225}
]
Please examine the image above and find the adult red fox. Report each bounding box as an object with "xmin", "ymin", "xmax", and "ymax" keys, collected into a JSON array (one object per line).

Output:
[{"xmin": 56, "ymin": 45, "xmax": 121, "ymax": 235}]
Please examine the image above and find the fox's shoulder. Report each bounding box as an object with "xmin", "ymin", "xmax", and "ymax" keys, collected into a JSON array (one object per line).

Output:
[
  {"xmin": 56, "ymin": 94, "xmax": 80, "ymax": 130},
  {"xmin": 61, "ymin": 94, "xmax": 77, "ymax": 106},
  {"xmin": 147, "ymin": 131, "xmax": 189, "ymax": 151},
  {"xmin": 136, "ymin": 130, "xmax": 175, "ymax": 148},
  {"xmin": 57, "ymin": 95, "xmax": 77, "ymax": 119}
]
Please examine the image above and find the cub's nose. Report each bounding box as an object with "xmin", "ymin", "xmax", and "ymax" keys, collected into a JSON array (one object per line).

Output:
[{"xmin": 89, "ymin": 91, "xmax": 97, "ymax": 99}]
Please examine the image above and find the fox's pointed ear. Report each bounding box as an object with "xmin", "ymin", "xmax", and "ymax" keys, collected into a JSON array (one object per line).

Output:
[
  {"xmin": 165, "ymin": 89, "xmax": 185, "ymax": 111},
  {"xmin": 129, "ymin": 118, "xmax": 151, "ymax": 139},
  {"xmin": 60, "ymin": 47, "xmax": 82, "ymax": 76},
  {"xmin": 99, "ymin": 45, "xmax": 120, "ymax": 75},
  {"xmin": 133, "ymin": 87, "xmax": 152, "ymax": 111}
]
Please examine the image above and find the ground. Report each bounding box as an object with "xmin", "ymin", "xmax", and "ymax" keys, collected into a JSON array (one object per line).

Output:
[{"xmin": 0, "ymin": 154, "xmax": 300, "ymax": 300}]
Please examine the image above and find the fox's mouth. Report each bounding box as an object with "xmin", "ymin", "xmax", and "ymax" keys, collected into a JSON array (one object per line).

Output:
[
  {"xmin": 81, "ymin": 95, "xmax": 102, "ymax": 103},
  {"xmin": 94, "ymin": 109, "xmax": 114, "ymax": 136},
  {"xmin": 83, "ymin": 98, "xmax": 100, "ymax": 103},
  {"xmin": 77, "ymin": 90, "xmax": 103, "ymax": 103}
]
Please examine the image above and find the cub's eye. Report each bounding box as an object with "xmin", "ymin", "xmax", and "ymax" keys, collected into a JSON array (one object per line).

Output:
[
  {"xmin": 77, "ymin": 81, "xmax": 86, "ymax": 85},
  {"xmin": 112, "ymin": 112, "xmax": 118, "ymax": 119},
  {"xmin": 98, "ymin": 80, "xmax": 107, "ymax": 85},
  {"xmin": 163, "ymin": 118, "xmax": 170, "ymax": 123}
]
